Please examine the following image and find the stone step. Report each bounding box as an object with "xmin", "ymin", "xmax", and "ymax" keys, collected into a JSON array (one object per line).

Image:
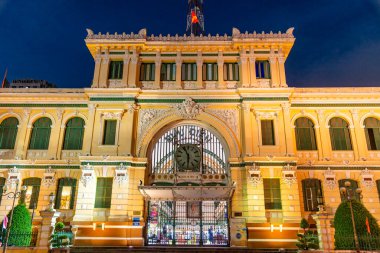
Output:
[{"xmin": 70, "ymin": 247, "xmax": 298, "ymax": 253}]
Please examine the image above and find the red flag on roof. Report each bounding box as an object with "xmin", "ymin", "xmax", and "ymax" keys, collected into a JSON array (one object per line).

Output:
[
  {"xmin": 191, "ymin": 10, "xmax": 199, "ymax": 24},
  {"xmin": 366, "ymin": 216, "xmax": 371, "ymax": 234}
]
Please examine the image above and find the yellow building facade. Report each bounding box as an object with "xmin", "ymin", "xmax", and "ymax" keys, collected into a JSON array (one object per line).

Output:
[{"xmin": 0, "ymin": 27, "xmax": 380, "ymax": 250}]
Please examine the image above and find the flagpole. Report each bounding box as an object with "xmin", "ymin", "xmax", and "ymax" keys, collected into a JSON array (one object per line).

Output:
[{"xmin": 1, "ymin": 68, "xmax": 8, "ymax": 89}]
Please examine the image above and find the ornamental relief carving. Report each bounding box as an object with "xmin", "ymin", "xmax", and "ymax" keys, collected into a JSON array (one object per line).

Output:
[
  {"xmin": 173, "ymin": 98, "xmax": 205, "ymax": 120},
  {"xmin": 206, "ymin": 108, "xmax": 238, "ymax": 133}
]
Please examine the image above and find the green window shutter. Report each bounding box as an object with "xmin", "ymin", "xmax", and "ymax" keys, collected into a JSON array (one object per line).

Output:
[
  {"xmin": 108, "ymin": 61, "xmax": 124, "ymax": 80},
  {"xmin": 263, "ymin": 178, "xmax": 282, "ymax": 210},
  {"xmin": 94, "ymin": 178, "xmax": 113, "ymax": 208},
  {"xmin": 295, "ymin": 118, "xmax": 317, "ymax": 151},
  {"xmin": 23, "ymin": 178, "xmax": 41, "ymax": 209},
  {"xmin": 0, "ymin": 178, "xmax": 5, "ymax": 205},
  {"xmin": 102, "ymin": 120, "xmax": 117, "ymax": 145},
  {"xmin": 55, "ymin": 179, "xmax": 64, "ymax": 209},
  {"xmin": 63, "ymin": 117, "xmax": 85, "ymax": 150},
  {"xmin": 261, "ymin": 120, "xmax": 275, "ymax": 145},
  {"xmin": 0, "ymin": 117, "xmax": 19, "ymax": 149},
  {"xmin": 29, "ymin": 117, "xmax": 52, "ymax": 150},
  {"xmin": 377, "ymin": 180, "xmax": 380, "ymax": 202},
  {"xmin": 329, "ymin": 118, "xmax": 352, "ymax": 151}
]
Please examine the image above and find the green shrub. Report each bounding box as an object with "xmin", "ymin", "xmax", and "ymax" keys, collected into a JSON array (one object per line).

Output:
[
  {"xmin": 334, "ymin": 200, "xmax": 380, "ymax": 249},
  {"xmin": 54, "ymin": 222, "xmax": 65, "ymax": 232},
  {"xmin": 2, "ymin": 204, "xmax": 32, "ymax": 246},
  {"xmin": 296, "ymin": 218, "xmax": 319, "ymax": 250}
]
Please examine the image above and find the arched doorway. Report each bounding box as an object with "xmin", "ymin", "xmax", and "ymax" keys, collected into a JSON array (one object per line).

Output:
[{"xmin": 139, "ymin": 123, "xmax": 235, "ymax": 246}]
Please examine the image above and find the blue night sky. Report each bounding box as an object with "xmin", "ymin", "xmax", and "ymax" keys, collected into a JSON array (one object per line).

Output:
[{"xmin": 0, "ymin": 0, "xmax": 379, "ymax": 88}]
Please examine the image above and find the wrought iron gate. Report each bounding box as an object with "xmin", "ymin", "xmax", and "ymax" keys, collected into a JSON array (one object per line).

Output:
[{"xmin": 146, "ymin": 201, "xmax": 229, "ymax": 246}]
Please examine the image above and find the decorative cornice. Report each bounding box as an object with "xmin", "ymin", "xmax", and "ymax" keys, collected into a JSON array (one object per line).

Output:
[
  {"xmin": 297, "ymin": 166, "xmax": 380, "ymax": 170},
  {"xmin": 85, "ymin": 27, "xmax": 295, "ymax": 42},
  {"xmin": 0, "ymin": 104, "xmax": 87, "ymax": 108},
  {"xmin": 0, "ymin": 165, "xmax": 80, "ymax": 169},
  {"xmin": 89, "ymin": 97, "xmax": 135, "ymax": 102},
  {"xmin": 80, "ymin": 161, "xmax": 146, "ymax": 167},
  {"xmin": 292, "ymin": 103, "xmax": 380, "ymax": 108},
  {"xmin": 230, "ymin": 162, "xmax": 297, "ymax": 167}
]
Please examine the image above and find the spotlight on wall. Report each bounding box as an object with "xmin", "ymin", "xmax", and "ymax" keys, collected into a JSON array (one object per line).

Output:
[
  {"xmin": 93, "ymin": 223, "xmax": 96, "ymax": 231},
  {"xmin": 279, "ymin": 224, "xmax": 283, "ymax": 232},
  {"xmin": 102, "ymin": 223, "xmax": 105, "ymax": 230},
  {"xmin": 270, "ymin": 224, "xmax": 274, "ymax": 232}
]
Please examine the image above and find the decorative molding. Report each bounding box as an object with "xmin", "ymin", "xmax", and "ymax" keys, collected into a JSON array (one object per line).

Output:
[
  {"xmin": 361, "ymin": 168, "xmax": 375, "ymax": 189},
  {"xmin": 247, "ymin": 164, "xmax": 262, "ymax": 187},
  {"xmin": 101, "ymin": 111, "xmax": 124, "ymax": 120},
  {"xmin": 292, "ymin": 103, "xmax": 380, "ymax": 108},
  {"xmin": 206, "ymin": 108, "xmax": 238, "ymax": 133},
  {"xmin": 114, "ymin": 163, "xmax": 129, "ymax": 186},
  {"xmin": 42, "ymin": 167, "xmax": 56, "ymax": 187},
  {"xmin": 6, "ymin": 167, "xmax": 20, "ymax": 187},
  {"xmin": 323, "ymin": 168, "xmax": 337, "ymax": 190},
  {"xmin": 173, "ymin": 98, "xmax": 205, "ymax": 120},
  {"xmin": 80, "ymin": 163, "xmax": 95, "ymax": 187},
  {"xmin": 281, "ymin": 164, "xmax": 297, "ymax": 187},
  {"xmin": 0, "ymin": 104, "xmax": 87, "ymax": 108},
  {"xmin": 137, "ymin": 108, "xmax": 170, "ymax": 146}
]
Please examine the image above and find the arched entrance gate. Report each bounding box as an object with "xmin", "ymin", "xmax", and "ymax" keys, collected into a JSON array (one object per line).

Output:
[{"xmin": 139, "ymin": 124, "xmax": 235, "ymax": 246}]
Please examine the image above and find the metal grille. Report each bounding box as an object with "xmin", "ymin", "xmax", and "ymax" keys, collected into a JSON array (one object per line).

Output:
[
  {"xmin": 151, "ymin": 125, "xmax": 227, "ymax": 175},
  {"xmin": 147, "ymin": 201, "xmax": 229, "ymax": 246}
]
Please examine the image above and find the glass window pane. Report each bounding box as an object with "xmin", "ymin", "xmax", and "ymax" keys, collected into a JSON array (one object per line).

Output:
[{"xmin": 60, "ymin": 186, "xmax": 72, "ymax": 210}]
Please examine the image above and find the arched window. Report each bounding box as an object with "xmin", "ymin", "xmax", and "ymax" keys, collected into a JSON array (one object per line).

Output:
[
  {"xmin": 22, "ymin": 177, "xmax": 41, "ymax": 209},
  {"xmin": 55, "ymin": 178, "xmax": 77, "ymax": 209},
  {"xmin": 28, "ymin": 117, "xmax": 52, "ymax": 150},
  {"xmin": 62, "ymin": 118, "xmax": 85, "ymax": 150},
  {"xmin": 338, "ymin": 179, "xmax": 360, "ymax": 201},
  {"xmin": 0, "ymin": 117, "xmax": 19, "ymax": 149},
  {"xmin": 295, "ymin": 118, "xmax": 317, "ymax": 150},
  {"xmin": 364, "ymin": 117, "xmax": 380, "ymax": 151},
  {"xmin": 302, "ymin": 179, "xmax": 323, "ymax": 211},
  {"xmin": 329, "ymin": 117, "xmax": 352, "ymax": 150},
  {"xmin": 0, "ymin": 177, "xmax": 5, "ymax": 205}
]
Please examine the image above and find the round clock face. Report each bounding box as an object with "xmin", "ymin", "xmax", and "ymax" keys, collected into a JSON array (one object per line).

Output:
[{"xmin": 175, "ymin": 144, "xmax": 201, "ymax": 171}]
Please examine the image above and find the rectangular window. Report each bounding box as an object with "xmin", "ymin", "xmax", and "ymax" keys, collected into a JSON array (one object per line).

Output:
[
  {"xmin": 94, "ymin": 178, "xmax": 113, "ymax": 208},
  {"xmin": 140, "ymin": 63, "xmax": 155, "ymax": 81},
  {"xmin": 22, "ymin": 178, "xmax": 41, "ymax": 209},
  {"xmin": 55, "ymin": 178, "xmax": 77, "ymax": 210},
  {"xmin": 161, "ymin": 63, "xmax": 176, "ymax": 81},
  {"xmin": 181, "ymin": 63, "xmax": 197, "ymax": 81},
  {"xmin": 102, "ymin": 120, "xmax": 117, "ymax": 145},
  {"xmin": 223, "ymin": 63, "xmax": 239, "ymax": 81},
  {"xmin": 261, "ymin": 120, "xmax": 275, "ymax": 145},
  {"xmin": 202, "ymin": 63, "xmax": 218, "ymax": 81},
  {"xmin": 108, "ymin": 61, "xmax": 124, "ymax": 80},
  {"xmin": 255, "ymin": 61, "xmax": 271, "ymax": 79},
  {"xmin": 263, "ymin": 179, "xmax": 282, "ymax": 210},
  {"xmin": 302, "ymin": 179, "xmax": 323, "ymax": 211}
]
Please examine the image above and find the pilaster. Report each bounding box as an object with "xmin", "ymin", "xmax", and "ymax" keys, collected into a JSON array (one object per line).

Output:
[
  {"xmin": 98, "ymin": 50, "xmax": 110, "ymax": 88},
  {"xmin": 48, "ymin": 111, "xmax": 63, "ymax": 160},
  {"xmin": 55, "ymin": 109, "xmax": 65, "ymax": 160},
  {"xmin": 278, "ymin": 56, "xmax": 287, "ymax": 87},
  {"xmin": 281, "ymin": 103, "xmax": 294, "ymax": 156},
  {"xmin": 15, "ymin": 109, "xmax": 31, "ymax": 159},
  {"xmin": 92, "ymin": 48, "xmax": 102, "ymax": 88},
  {"xmin": 175, "ymin": 56, "xmax": 183, "ymax": 89},
  {"xmin": 317, "ymin": 110, "xmax": 332, "ymax": 160},
  {"xmin": 154, "ymin": 54, "xmax": 161, "ymax": 89},
  {"xmin": 239, "ymin": 53, "xmax": 249, "ymax": 88},
  {"xmin": 269, "ymin": 56, "xmax": 279, "ymax": 88},
  {"xmin": 249, "ymin": 56, "xmax": 257, "ymax": 87},
  {"xmin": 241, "ymin": 103, "xmax": 253, "ymax": 156},
  {"xmin": 196, "ymin": 57, "xmax": 203, "ymax": 89},
  {"xmin": 128, "ymin": 50, "xmax": 139, "ymax": 88},
  {"xmin": 351, "ymin": 109, "xmax": 367, "ymax": 160},
  {"xmin": 118, "ymin": 105, "xmax": 135, "ymax": 156},
  {"xmin": 72, "ymin": 171, "xmax": 96, "ymax": 222},
  {"xmin": 121, "ymin": 52, "xmax": 130, "ymax": 88},
  {"xmin": 82, "ymin": 104, "xmax": 97, "ymax": 156},
  {"xmin": 217, "ymin": 53, "xmax": 225, "ymax": 88}
]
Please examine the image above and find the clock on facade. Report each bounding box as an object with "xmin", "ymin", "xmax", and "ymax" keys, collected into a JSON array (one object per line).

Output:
[{"xmin": 175, "ymin": 144, "xmax": 201, "ymax": 171}]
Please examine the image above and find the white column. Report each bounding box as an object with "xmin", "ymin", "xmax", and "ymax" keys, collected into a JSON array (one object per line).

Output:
[
  {"xmin": 278, "ymin": 56, "xmax": 287, "ymax": 87},
  {"xmin": 249, "ymin": 56, "xmax": 257, "ymax": 87},
  {"xmin": 175, "ymin": 57, "xmax": 182, "ymax": 89},
  {"xmin": 121, "ymin": 52, "xmax": 130, "ymax": 88},
  {"xmin": 154, "ymin": 57, "xmax": 161, "ymax": 89},
  {"xmin": 269, "ymin": 56, "xmax": 279, "ymax": 88},
  {"xmin": 217, "ymin": 57, "xmax": 225, "ymax": 89},
  {"xmin": 92, "ymin": 49, "xmax": 102, "ymax": 88},
  {"xmin": 196, "ymin": 58, "xmax": 203, "ymax": 89}
]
